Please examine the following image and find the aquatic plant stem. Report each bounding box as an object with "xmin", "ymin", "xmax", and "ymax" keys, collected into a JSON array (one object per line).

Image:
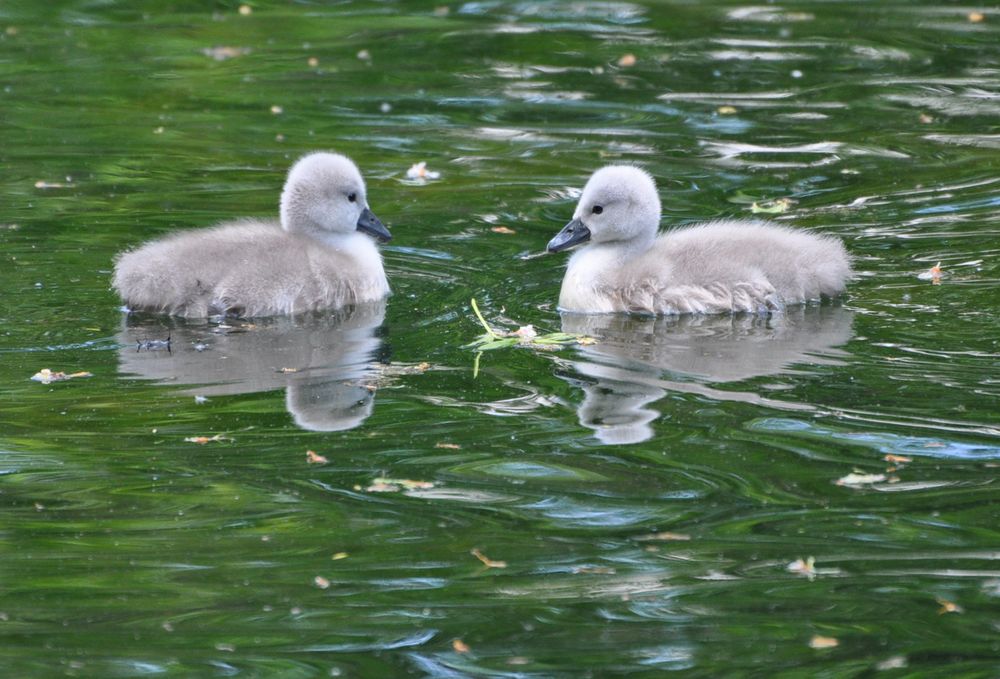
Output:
[{"xmin": 470, "ymin": 298, "xmax": 500, "ymax": 339}]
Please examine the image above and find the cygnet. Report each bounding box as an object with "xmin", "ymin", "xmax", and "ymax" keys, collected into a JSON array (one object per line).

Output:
[
  {"xmin": 547, "ymin": 165, "xmax": 851, "ymax": 314},
  {"xmin": 113, "ymin": 152, "xmax": 391, "ymax": 318}
]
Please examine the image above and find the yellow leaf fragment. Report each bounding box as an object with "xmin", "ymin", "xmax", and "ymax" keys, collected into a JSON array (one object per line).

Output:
[
  {"xmin": 306, "ymin": 450, "xmax": 328, "ymax": 464},
  {"xmin": 471, "ymin": 548, "xmax": 507, "ymax": 569},
  {"xmin": 717, "ymin": 105, "xmax": 738, "ymax": 115},
  {"xmin": 917, "ymin": 262, "xmax": 943, "ymax": 283},
  {"xmin": 314, "ymin": 576, "xmax": 330, "ymax": 589},
  {"xmin": 809, "ymin": 635, "xmax": 839, "ymax": 649},
  {"xmin": 787, "ymin": 556, "xmax": 816, "ymax": 579},
  {"xmin": 884, "ymin": 454, "xmax": 912, "ymax": 464},
  {"xmin": 936, "ymin": 597, "xmax": 963, "ymax": 614},
  {"xmin": 491, "ymin": 226, "xmax": 517, "ymax": 234},
  {"xmin": 184, "ymin": 434, "xmax": 232, "ymax": 444},
  {"xmin": 238, "ymin": 4, "xmax": 252, "ymax": 15},
  {"xmin": 435, "ymin": 442, "xmax": 461, "ymax": 450},
  {"xmin": 968, "ymin": 11, "xmax": 985, "ymax": 23},
  {"xmin": 452, "ymin": 639, "xmax": 471, "ymax": 653},
  {"xmin": 331, "ymin": 552, "xmax": 349, "ymax": 560}
]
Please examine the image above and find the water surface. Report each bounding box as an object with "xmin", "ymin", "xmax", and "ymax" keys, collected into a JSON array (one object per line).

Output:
[{"xmin": 2, "ymin": 1, "xmax": 999, "ymax": 676}]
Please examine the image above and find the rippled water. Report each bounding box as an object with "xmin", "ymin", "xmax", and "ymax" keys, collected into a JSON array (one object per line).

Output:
[{"xmin": 2, "ymin": 1, "xmax": 999, "ymax": 676}]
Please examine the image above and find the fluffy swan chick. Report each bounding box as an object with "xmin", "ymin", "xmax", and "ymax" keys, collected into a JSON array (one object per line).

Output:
[
  {"xmin": 546, "ymin": 165, "xmax": 851, "ymax": 314},
  {"xmin": 113, "ymin": 152, "xmax": 392, "ymax": 318}
]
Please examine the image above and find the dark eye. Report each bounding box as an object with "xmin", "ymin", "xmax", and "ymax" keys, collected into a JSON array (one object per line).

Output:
[
  {"xmin": 592, "ymin": 205, "xmax": 603, "ymax": 215},
  {"xmin": 347, "ymin": 193, "xmax": 357, "ymax": 203}
]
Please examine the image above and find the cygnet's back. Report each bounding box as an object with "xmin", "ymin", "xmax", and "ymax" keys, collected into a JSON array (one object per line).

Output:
[
  {"xmin": 547, "ymin": 165, "xmax": 851, "ymax": 315},
  {"xmin": 113, "ymin": 152, "xmax": 392, "ymax": 318}
]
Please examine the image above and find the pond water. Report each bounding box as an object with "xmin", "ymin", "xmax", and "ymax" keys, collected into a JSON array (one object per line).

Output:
[{"xmin": 2, "ymin": 0, "xmax": 999, "ymax": 676}]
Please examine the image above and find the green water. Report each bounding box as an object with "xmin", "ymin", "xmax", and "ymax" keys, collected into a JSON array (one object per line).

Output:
[{"xmin": 2, "ymin": 1, "xmax": 999, "ymax": 676}]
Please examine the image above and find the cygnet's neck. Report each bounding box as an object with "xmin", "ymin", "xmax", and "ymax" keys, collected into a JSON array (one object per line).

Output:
[{"xmin": 591, "ymin": 229, "xmax": 657, "ymax": 262}]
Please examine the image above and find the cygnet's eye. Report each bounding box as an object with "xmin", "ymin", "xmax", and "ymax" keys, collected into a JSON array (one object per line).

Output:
[
  {"xmin": 347, "ymin": 192, "xmax": 357, "ymax": 203},
  {"xmin": 592, "ymin": 205, "xmax": 603, "ymax": 215}
]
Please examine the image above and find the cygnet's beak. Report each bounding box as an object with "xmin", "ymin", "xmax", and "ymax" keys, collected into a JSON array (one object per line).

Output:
[
  {"xmin": 356, "ymin": 208, "xmax": 392, "ymax": 243},
  {"xmin": 546, "ymin": 218, "xmax": 591, "ymax": 253}
]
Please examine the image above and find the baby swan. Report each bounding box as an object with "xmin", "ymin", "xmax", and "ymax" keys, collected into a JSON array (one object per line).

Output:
[
  {"xmin": 113, "ymin": 152, "xmax": 392, "ymax": 318},
  {"xmin": 547, "ymin": 165, "xmax": 851, "ymax": 314}
]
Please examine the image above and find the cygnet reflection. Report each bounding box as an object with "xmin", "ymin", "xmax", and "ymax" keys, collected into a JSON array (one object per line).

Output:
[
  {"xmin": 560, "ymin": 306, "xmax": 854, "ymax": 444},
  {"xmin": 116, "ymin": 301, "xmax": 386, "ymax": 432}
]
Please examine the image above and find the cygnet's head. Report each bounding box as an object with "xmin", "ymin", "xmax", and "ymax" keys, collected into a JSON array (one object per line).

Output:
[
  {"xmin": 279, "ymin": 152, "xmax": 391, "ymax": 243},
  {"xmin": 547, "ymin": 165, "xmax": 661, "ymax": 252}
]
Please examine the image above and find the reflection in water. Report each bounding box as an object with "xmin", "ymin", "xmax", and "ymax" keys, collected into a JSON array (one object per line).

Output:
[
  {"xmin": 561, "ymin": 306, "xmax": 854, "ymax": 444},
  {"xmin": 116, "ymin": 302, "xmax": 386, "ymax": 432}
]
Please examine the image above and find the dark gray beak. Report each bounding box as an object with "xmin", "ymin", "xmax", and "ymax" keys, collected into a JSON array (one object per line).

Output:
[
  {"xmin": 356, "ymin": 208, "xmax": 392, "ymax": 243},
  {"xmin": 546, "ymin": 218, "xmax": 591, "ymax": 253}
]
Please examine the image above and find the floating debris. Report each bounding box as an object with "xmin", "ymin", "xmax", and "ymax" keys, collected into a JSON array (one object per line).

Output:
[
  {"xmin": 365, "ymin": 477, "xmax": 435, "ymax": 493},
  {"xmin": 471, "ymin": 548, "xmax": 507, "ymax": 569},
  {"xmin": 636, "ymin": 531, "xmax": 692, "ymax": 542},
  {"xmin": 452, "ymin": 639, "xmax": 471, "ymax": 653},
  {"xmin": 876, "ymin": 656, "xmax": 908, "ymax": 670},
  {"xmin": 238, "ymin": 4, "xmax": 252, "ymax": 15},
  {"xmin": 194, "ymin": 396, "xmax": 209, "ymax": 404},
  {"xmin": 750, "ymin": 197, "xmax": 795, "ymax": 214},
  {"xmin": 34, "ymin": 180, "xmax": 71, "ymax": 189},
  {"xmin": 356, "ymin": 49, "xmax": 371, "ymax": 61},
  {"xmin": 184, "ymin": 434, "xmax": 233, "ymax": 444},
  {"xmin": 314, "ymin": 576, "xmax": 330, "ymax": 589},
  {"xmin": 306, "ymin": 450, "xmax": 328, "ymax": 464},
  {"xmin": 968, "ymin": 11, "xmax": 985, "ymax": 23},
  {"xmin": 465, "ymin": 298, "xmax": 595, "ymax": 353},
  {"xmin": 435, "ymin": 442, "xmax": 461, "ymax": 450},
  {"xmin": 331, "ymin": 552, "xmax": 349, "ymax": 561},
  {"xmin": 136, "ymin": 335, "xmax": 171, "ymax": 352},
  {"xmin": 406, "ymin": 161, "xmax": 441, "ymax": 181},
  {"xmin": 270, "ymin": 104, "xmax": 283, "ymax": 115},
  {"xmin": 307, "ymin": 56, "xmax": 319, "ymax": 67},
  {"xmin": 936, "ymin": 597, "xmax": 963, "ymax": 614},
  {"xmin": 201, "ymin": 46, "xmax": 250, "ymax": 61},
  {"xmin": 717, "ymin": 105, "xmax": 738, "ymax": 115},
  {"xmin": 490, "ymin": 226, "xmax": 517, "ymax": 234},
  {"xmin": 835, "ymin": 472, "xmax": 886, "ymax": 487},
  {"xmin": 809, "ymin": 635, "xmax": 839, "ymax": 649},
  {"xmin": 30, "ymin": 369, "xmax": 92, "ymax": 384},
  {"xmin": 617, "ymin": 53, "xmax": 637, "ymax": 67},
  {"xmin": 917, "ymin": 262, "xmax": 944, "ymax": 284},
  {"xmin": 787, "ymin": 556, "xmax": 816, "ymax": 579}
]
